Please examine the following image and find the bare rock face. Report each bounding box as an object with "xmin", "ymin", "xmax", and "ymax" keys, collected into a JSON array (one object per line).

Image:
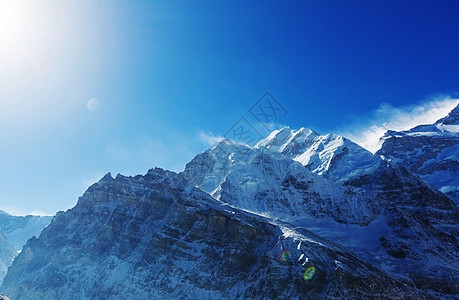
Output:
[
  {"xmin": 377, "ymin": 104, "xmax": 459, "ymax": 204},
  {"xmin": 1, "ymin": 168, "xmax": 423, "ymax": 299}
]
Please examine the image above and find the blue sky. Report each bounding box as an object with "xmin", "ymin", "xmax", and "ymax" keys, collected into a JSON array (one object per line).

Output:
[{"xmin": 0, "ymin": 0, "xmax": 458, "ymax": 215}]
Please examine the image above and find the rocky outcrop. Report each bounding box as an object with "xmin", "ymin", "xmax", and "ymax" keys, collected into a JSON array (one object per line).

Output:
[{"xmin": 1, "ymin": 169, "xmax": 424, "ymax": 299}]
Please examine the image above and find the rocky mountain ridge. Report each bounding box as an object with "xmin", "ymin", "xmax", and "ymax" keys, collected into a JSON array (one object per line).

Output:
[{"xmin": 1, "ymin": 169, "xmax": 424, "ymax": 299}]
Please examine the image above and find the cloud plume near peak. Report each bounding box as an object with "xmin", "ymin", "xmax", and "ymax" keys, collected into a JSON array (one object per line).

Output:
[
  {"xmin": 198, "ymin": 131, "xmax": 225, "ymax": 147},
  {"xmin": 337, "ymin": 96, "xmax": 459, "ymax": 153}
]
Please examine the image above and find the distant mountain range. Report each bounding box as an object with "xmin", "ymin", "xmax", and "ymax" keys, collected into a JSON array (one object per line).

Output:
[
  {"xmin": 1, "ymin": 104, "xmax": 458, "ymax": 299},
  {"xmin": 0, "ymin": 211, "xmax": 53, "ymax": 251},
  {"xmin": 0, "ymin": 211, "xmax": 52, "ymax": 285},
  {"xmin": 0, "ymin": 231, "xmax": 15, "ymax": 287}
]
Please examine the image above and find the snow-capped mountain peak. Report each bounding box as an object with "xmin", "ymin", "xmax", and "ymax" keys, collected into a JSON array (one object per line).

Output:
[
  {"xmin": 256, "ymin": 127, "xmax": 319, "ymax": 153},
  {"xmin": 256, "ymin": 127, "xmax": 382, "ymax": 182},
  {"xmin": 436, "ymin": 103, "xmax": 459, "ymax": 125}
]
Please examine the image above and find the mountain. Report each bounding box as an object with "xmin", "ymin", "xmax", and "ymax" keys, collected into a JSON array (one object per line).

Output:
[
  {"xmin": 2, "ymin": 107, "xmax": 458, "ymax": 298},
  {"xmin": 182, "ymin": 139, "xmax": 459, "ymax": 296},
  {"xmin": 1, "ymin": 169, "xmax": 424, "ymax": 299},
  {"xmin": 256, "ymin": 127, "xmax": 383, "ymax": 182},
  {"xmin": 182, "ymin": 141, "xmax": 379, "ymax": 225},
  {"xmin": 0, "ymin": 211, "xmax": 53, "ymax": 285},
  {"xmin": 0, "ymin": 210, "xmax": 53, "ymax": 251},
  {"xmin": 0, "ymin": 231, "xmax": 15, "ymax": 286},
  {"xmin": 377, "ymin": 103, "xmax": 459, "ymax": 204}
]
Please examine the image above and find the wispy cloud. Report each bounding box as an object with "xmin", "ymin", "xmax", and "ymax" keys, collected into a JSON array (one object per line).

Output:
[
  {"xmin": 197, "ymin": 121, "xmax": 288, "ymax": 148},
  {"xmin": 198, "ymin": 131, "xmax": 224, "ymax": 146},
  {"xmin": 336, "ymin": 96, "xmax": 459, "ymax": 153},
  {"xmin": 0, "ymin": 205, "xmax": 54, "ymax": 216}
]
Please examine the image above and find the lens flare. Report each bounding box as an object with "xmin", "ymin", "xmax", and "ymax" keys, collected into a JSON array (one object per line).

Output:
[
  {"xmin": 280, "ymin": 250, "xmax": 291, "ymax": 262},
  {"xmin": 87, "ymin": 97, "xmax": 99, "ymax": 111},
  {"xmin": 303, "ymin": 266, "xmax": 316, "ymax": 280}
]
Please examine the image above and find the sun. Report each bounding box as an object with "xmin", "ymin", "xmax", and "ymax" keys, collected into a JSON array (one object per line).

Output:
[{"xmin": 0, "ymin": 1, "xmax": 26, "ymax": 50}]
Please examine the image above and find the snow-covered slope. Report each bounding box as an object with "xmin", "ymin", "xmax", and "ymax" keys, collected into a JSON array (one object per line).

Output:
[
  {"xmin": 0, "ymin": 210, "xmax": 52, "ymax": 251},
  {"xmin": 377, "ymin": 103, "xmax": 459, "ymax": 203},
  {"xmin": 1, "ymin": 169, "xmax": 423, "ymax": 299},
  {"xmin": 256, "ymin": 127, "xmax": 383, "ymax": 182},
  {"xmin": 182, "ymin": 141, "xmax": 379, "ymax": 225},
  {"xmin": 183, "ymin": 140, "xmax": 459, "ymax": 296}
]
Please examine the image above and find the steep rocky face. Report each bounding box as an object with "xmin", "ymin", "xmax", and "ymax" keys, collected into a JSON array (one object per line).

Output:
[
  {"xmin": 0, "ymin": 210, "xmax": 53, "ymax": 251},
  {"xmin": 1, "ymin": 169, "xmax": 423, "ymax": 299},
  {"xmin": 351, "ymin": 166, "xmax": 458, "ymax": 295},
  {"xmin": 0, "ymin": 231, "xmax": 15, "ymax": 286},
  {"xmin": 256, "ymin": 127, "xmax": 383, "ymax": 182},
  {"xmin": 377, "ymin": 103, "xmax": 459, "ymax": 203},
  {"xmin": 183, "ymin": 140, "xmax": 459, "ymax": 297}
]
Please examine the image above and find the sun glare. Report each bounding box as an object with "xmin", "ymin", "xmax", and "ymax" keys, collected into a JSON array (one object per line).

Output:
[{"xmin": 0, "ymin": 1, "xmax": 26, "ymax": 50}]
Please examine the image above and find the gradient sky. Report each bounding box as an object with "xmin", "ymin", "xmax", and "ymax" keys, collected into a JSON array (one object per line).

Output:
[{"xmin": 1, "ymin": 0, "xmax": 458, "ymax": 215}]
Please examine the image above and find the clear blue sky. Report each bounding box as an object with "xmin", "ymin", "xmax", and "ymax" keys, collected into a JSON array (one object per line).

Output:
[{"xmin": 1, "ymin": 0, "xmax": 458, "ymax": 215}]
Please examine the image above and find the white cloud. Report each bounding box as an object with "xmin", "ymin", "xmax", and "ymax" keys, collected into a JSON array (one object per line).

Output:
[
  {"xmin": 0, "ymin": 205, "xmax": 53, "ymax": 216},
  {"xmin": 337, "ymin": 96, "xmax": 459, "ymax": 153},
  {"xmin": 197, "ymin": 121, "xmax": 288, "ymax": 148},
  {"xmin": 80, "ymin": 171, "xmax": 105, "ymax": 191},
  {"xmin": 198, "ymin": 131, "xmax": 224, "ymax": 146}
]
